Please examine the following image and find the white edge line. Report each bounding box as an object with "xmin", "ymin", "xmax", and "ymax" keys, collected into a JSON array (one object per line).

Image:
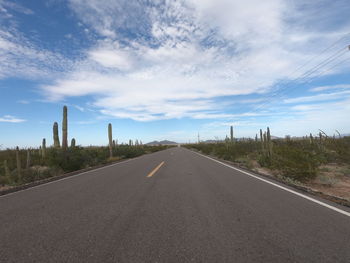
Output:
[
  {"xmin": 192, "ymin": 151, "xmax": 350, "ymax": 217},
  {"xmin": 0, "ymin": 157, "xmax": 139, "ymax": 198}
]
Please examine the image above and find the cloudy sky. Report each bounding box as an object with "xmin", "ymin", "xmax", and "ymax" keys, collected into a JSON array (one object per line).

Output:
[{"xmin": 0, "ymin": 0, "xmax": 350, "ymax": 147}]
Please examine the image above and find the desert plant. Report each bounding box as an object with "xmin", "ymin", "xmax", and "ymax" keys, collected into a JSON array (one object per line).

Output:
[
  {"xmin": 62, "ymin": 106, "xmax": 68, "ymax": 150},
  {"xmin": 42, "ymin": 138, "xmax": 46, "ymax": 158},
  {"xmin": 230, "ymin": 126, "xmax": 234, "ymax": 143},
  {"xmin": 26, "ymin": 149, "xmax": 31, "ymax": 169},
  {"xmin": 53, "ymin": 122, "xmax": 60, "ymax": 148},
  {"xmin": 108, "ymin": 123, "xmax": 113, "ymax": 158},
  {"xmin": 71, "ymin": 138, "xmax": 76, "ymax": 148},
  {"xmin": 16, "ymin": 146, "xmax": 21, "ymax": 182},
  {"xmin": 4, "ymin": 160, "xmax": 11, "ymax": 179},
  {"xmin": 309, "ymin": 133, "xmax": 314, "ymax": 144},
  {"xmin": 267, "ymin": 127, "xmax": 273, "ymax": 157},
  {"xmin": 260, "ymin": 129, "xmax": 264, "ymax": 153}
]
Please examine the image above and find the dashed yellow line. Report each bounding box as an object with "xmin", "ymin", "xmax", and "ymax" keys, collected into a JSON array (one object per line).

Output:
[{"xmin": 147, "ymin": 161, "xmax": 165, "ymax": 178}]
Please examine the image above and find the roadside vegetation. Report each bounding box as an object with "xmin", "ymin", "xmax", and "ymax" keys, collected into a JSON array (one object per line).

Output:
[
  {"xmin": 184, "ymin": 126, "xmax": 350, "ymax": 201},
  {"xmin": 0, "ymin": 106, "xmax": 173, "ymax": 189}
]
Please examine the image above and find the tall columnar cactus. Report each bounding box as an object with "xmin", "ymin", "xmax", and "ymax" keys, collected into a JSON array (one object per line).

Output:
[
  {"xmin": 263, "ymin": 131, "xmax": 267, "ymax": 154},
  {"xmin": 309, "ymin": 133, "xmax": 314, "ymax": 144},
  {"xmin": 113, "ymin": 140, "xmax": 116, "ymax": 148},
  {"xmin": 71, "ymin": 138, "xmax": 76, "ymax": 148},
  {"xmin": 16, "ymin": 146, "xmax": 21, "ymax": 181},
  {"xmin": 4, "ymin": 160, "xmax": 10, "ymax": 179},
  {"xmin": 53, "ymin": 122, "xmax": 60, "ymax": 148},
  {"xmin": 266, "ymin": 127, "xmax": 273, "ymax": 157},
  {"xmin": 260, "ymin": 129, "xmax": 264, "ymax": 153},
  {"xmin": 108, "ymin": 123, "xmax": 113, "ymax": 158},
  {"xmin": 42, "ymin": 138, "xmax": 46, "ymax": 158},
  {"xmin": 230, "ymin": 126, "xmax": 234, "ymax": 143},
  {"xmin": 62, "ymin": 105, "xmax": 68, "ymax": 150},
  {"xmin": 129, "ymin": 139, "xmax": 132, "ymax": 146},
  {"xmin": 26, "ymin": 149, "xmax": 31, "ymax": 169}
]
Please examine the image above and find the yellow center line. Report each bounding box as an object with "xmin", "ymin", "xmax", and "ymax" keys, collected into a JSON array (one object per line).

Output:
[{"xmin": 147, "ymin": 161, "xmax": 165, "ymax": 178}]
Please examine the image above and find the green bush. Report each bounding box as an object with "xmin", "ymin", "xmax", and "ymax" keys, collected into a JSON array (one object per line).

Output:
[
  {"xmin": 184, "ymin": 136, "xmax": 350, "ymax": 182},
  {"xmin": 267, "ymin": 144, "xmax": 318, "ymax": 181},
  {"xmin": 0, "ymin": 145, "xmax": 173, "ymax": 187}
]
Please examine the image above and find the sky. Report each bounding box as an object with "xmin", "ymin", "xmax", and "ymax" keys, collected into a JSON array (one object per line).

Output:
[{"xmin": 0, "ymin": 0, "xmax": 350, "ymax": 148}]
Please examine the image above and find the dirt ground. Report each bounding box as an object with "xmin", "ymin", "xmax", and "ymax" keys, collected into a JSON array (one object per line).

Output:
[
  {"xmin": 306, "ymin": 164, "xmax": 350, "ymax": 201},
  {"xmin": 251, "ymin": 162, "xmax": 350, "ymax": 201}
]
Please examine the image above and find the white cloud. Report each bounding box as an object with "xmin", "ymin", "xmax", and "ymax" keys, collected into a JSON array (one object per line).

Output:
[
  {"xmin": 17, "ymin": 100, "xmax": 30, "ymax": 104},
  {"xmin": 2, "ymin": 0, "xmax": 350, "ymax": 123},
  {"xmin": 284, "ymin": 90, "xmax": 350, "ymax": 104},
  {"xmin": 89, "ymin": 44, "xmax": 134, "ymax": 70},
  {"xmin": 0, "ymin": 0, "xmax": 33, "ymax": 15},
  {"xmin": 0, "ymin": 115, "xmax": 26, "ymax": 123},
  {"xmin": 199, "ymin": 98, "xmax": 350, "ymax": 139},
  {"xmin": 310, "ymin": 84, "xmax": 350, "ymax": 92},
  {"xmin": 0, "ymin": 28, "xmax": 75, "ymax": 79},
  {"xmin": 38, "ymin": 0, "xmax": 348, "ymax": 121},
  {"xmin": 269, "ymin": 99, "xmax": 350, "ymax": 136}
]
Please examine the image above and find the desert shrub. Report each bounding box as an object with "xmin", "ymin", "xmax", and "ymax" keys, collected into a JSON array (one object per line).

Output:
[
  {"xmin": 0, "ymin": 145, "xmax": 171, "ymax": 187},
  {"xmin": 268, "ymin": 144, "xmax": 318, "ymax": 181},
  {"xmin": 0, "ymin": 175, "xmax": 9, "ymax": 186},
  {"xmin": 184, "ymin": 138, "xmax": 321, "ymax": 182}
]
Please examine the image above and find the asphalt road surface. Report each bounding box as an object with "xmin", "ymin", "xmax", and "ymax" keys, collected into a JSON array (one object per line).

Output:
[{"xmin": 1, "ymin": 147, "xmax": 349, "ymax": 262}]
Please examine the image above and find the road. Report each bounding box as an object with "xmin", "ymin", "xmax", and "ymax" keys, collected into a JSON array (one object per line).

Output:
[{"xmin": 0, "ymin": 147, "xmax": 349, "ymax": 262}]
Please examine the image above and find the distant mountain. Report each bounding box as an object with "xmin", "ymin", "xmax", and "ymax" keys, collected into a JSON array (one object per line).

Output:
[
  {"xmin": 146, "ymin": 140, "xmax": 178, "ymax": 145},
  {"xmin": 202, "ymin": 140, "xmax": 219, "ymax": 143},
  {"xmin": 271, "ymin": 136, "xmax": 282, "ymax": 139}
]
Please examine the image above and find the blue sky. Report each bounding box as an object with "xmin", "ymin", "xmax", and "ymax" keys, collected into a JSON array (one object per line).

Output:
[{"xmin": 1, "ymin": 0, "xmax": 350, "ymax": 148}]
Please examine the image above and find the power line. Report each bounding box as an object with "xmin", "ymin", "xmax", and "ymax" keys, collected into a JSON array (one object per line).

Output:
[
  {"xmin": 278, "ymin": 33, "xmax": 350, "ymax": 81},
  {"xmin": 251, "ymin": 33, "xmax": 350, "ymax": 96},
  {"xmin": 243, "ymin": 43, "xmax": 350, "ymax": 115}
]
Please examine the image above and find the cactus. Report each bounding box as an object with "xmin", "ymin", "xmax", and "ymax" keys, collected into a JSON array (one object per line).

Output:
[
  {"xmin": 260, "ymin": 129, "xmax": 264, "ymax": 153},
  {"xmin": 263, "ymin": 131, "xmax": 267, "ymax": 155},
  {"xmin": 255, "ymin": 134, "xmax": 258, "ymax": 142},
  {"xmin": 113, "ymin": 140, "xmax": 116, "ymax": 148},
  {"xmin": 309, "ymin": 133, "xmax": 314, "ymax": 144},
  {"xmin": 129, "ymin": 139, "xmax": 132, "ymax": 146},
  {"xmin": 71, "ymin": 138, "xmax": 76, "ymax": 148},
  {"xmin": 230, "ymin": 126, "xmax": 234, "ymax": 143},
  {"xmin": 108, "ymin": 123, "xmax": 113, "ymax": 158},
  {"xmin": 266, "ymin": 127, "xmax": 273, "ymax": 157},
  {"xmin": 53, "ymin": 122, "xmax": 60, "ymax": 148},
  {"xmin": 42, "ymin": 138, "xmax": 46, "ymax": 158},
  {"xmin": 62, "ymin": 106, "xmax": 68, "ymax": 150},
  {"xmin": 4, "ymin": 160, "xmax": 10, "ymax": 179},
  {"xmin": 16, "ymin": 146, "xmax": 21, "ymax": 182},
  {"xmin": 26, "ymin": 149, "xmax": 31, "ymax": 169},
  {"xmin": 335, "ymin": 130, "xmax": 341, "ymax": 138}
]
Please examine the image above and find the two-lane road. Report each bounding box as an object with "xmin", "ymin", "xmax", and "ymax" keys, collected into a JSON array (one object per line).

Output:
[{"xmin": 0, "ymin": 147, "xmax": 349, "ymax": 262}]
